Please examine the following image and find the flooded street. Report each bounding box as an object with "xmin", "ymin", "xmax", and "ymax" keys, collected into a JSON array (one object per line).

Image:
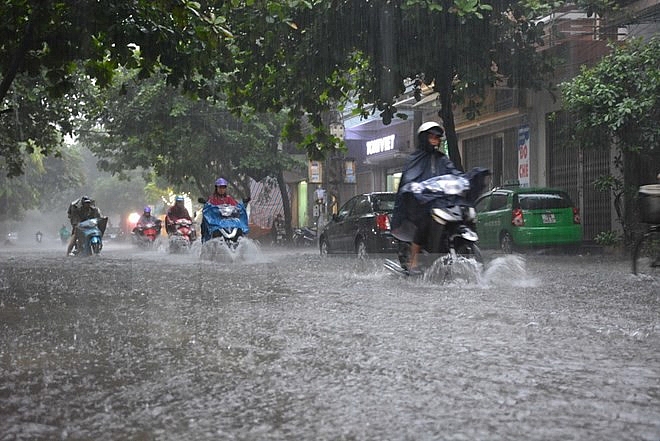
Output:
[{"xmin": 1, "ymin": 241, "xmax": 658, "ymax": 441}]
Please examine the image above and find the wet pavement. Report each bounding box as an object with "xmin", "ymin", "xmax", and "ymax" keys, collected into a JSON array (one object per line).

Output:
[{"xmin": 0, "ymin": 240, "xmax": 658, "ymax": 440}]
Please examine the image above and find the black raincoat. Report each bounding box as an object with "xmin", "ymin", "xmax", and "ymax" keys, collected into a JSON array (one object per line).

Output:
[{"xmin": 390, "ymin": 132, "xmax": 462, "ymax": 243}]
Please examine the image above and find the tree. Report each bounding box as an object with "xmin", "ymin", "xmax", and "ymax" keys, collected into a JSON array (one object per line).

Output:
[
  {"xmin": 0, "ymin": 0, "xmax": 290, "ymax": 176},
  {"xmin": 0, "ymin": 71, "xmax": 93, "ymax": 177},
  {"xmin": 225, "ymin": 0, "xmax": 557, "ymax": 170},
  {"xmin": 0, "ymin": 146, "xmax": 85, "ymax": 224},
  {"xmin": 561, "ymin": 36, "xmax": 660, "ymax": 242},
  {"xmin": 2, "ymin": 0, "xmax": 565, "ymax": 176},
  {"xmin": 80, "ymin": 70, "xmax": 303, "ymax": 223}
]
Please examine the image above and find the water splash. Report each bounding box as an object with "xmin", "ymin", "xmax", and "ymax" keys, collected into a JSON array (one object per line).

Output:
[
  {"xmin": 481, "ymin": 254, "xmax": 538, "ymax": 287},
  {"xmin": 423, "ymin": 255, "xmax": 483, "ymax": 285},
  {"xmin": 198, "ymin": 237, "xmax": 266, "ymax": 264}
]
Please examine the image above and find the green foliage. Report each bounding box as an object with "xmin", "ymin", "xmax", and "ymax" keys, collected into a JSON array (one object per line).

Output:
[
  {"xmin": 561, "ymin": 37, "xmax": 660, "ymax": 155},
  {"xmin": 2, "ymin": 0, "xmax": 562, "ymax": 176},
  {"xmin": 0, "ymin": 0, "xmax": 245, "ymax": 175},
  {"xmin": 0, "ymin": 71, "xmax": 92, "ymax": 177},
  {"xmin": 81, "ymin": 69, "xmax": 298, "ymax": 199},
  {"xmin": 223, "ymin": 0, "xmax": 557, "ymax": 168},
  {"xmin": 0, "ymin": 147, "xmax": 85, "ymax": 223},
  {"xmin": 594, "ymin": 230, "xmax": 621, "ymax": 247},
  {"xmin": 91, "ymin": 170, "xmax": 152, "ymax": 216},
  {"xmin": 562, "ymin": 36, "xmax": 660, "ymax": 244}
]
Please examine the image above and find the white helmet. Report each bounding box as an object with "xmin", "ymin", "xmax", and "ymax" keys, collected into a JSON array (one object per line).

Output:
[{"xmin": 417, "ymin": 121, "xmax": 444, "ymax": 137}]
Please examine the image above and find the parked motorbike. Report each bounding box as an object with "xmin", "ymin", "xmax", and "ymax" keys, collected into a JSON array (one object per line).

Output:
[
  {"xmin": 168, "ymin": 218, "xmax": 196, "ymax": 253},
  {"xmin": 272, "ymin": 219, "xmax": 286, "ymax": 245},
  {"xmin": 73, "ymin": 217, "xmax": 108, "ymax": 256},
  {"xmin": 132, "ymin": 220, "xmax": 162, "ymax": 248},
  {"xmin": 292, "ymin": 226, "xmax": 317, "ymax": 247},
  {"xmin": 385, "ymin": 168, "xmax": 490, "ymax": 278},
  {"xmin": 200, "ymin": 201, "xmax": 249, "ymax": 249}
]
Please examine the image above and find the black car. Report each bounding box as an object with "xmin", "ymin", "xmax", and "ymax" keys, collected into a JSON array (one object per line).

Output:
[{"xmin": 319, "ymin": 192, "xmax": 400, "ymax": 257}]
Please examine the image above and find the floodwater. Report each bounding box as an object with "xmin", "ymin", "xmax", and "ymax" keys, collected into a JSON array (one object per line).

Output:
[{"xmin": 0, "ymin": 238, "xmax": 658, "ymax": 441}]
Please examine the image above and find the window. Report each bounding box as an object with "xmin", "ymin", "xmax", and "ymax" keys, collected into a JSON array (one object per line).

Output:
[
  {"xmin": 475, "ymin": 196, "xmax": 491, "ymax": 213},
  {"xmin": 490, "ymin": 193, "xmax": 509, "ymax": 211},
  {"xmin": 337, "ymin": 198, "xmax": 357, "ymax": 220},
  {"xmin": 518, "ymin": 192, "xmax": 572, "ymax": 210},
  {"xmin": 353, "ymin": 197, "xmax": 373, "ymax": 216},
  {"xmin": 372, "ymin": 194, "xmax": 396, "ymax": 212}
]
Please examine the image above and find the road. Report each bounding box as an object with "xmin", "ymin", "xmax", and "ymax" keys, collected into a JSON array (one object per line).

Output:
[{"xmin": 1, "ymin": 240, "xmax": 658, "ymax": 441}]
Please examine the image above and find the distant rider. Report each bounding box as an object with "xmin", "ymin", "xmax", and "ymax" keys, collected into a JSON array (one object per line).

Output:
[
  {"xmin": 133, "ymin": 206, "xmax": 161, "ymax": 234},
  {"xmin": 59, "ymin": 224, "xmax": 70, "ymax": 244},
  {"xmin": 165, "ymin": 196, "xmax": 193, "ymax": 235},
  {"xmin": 66, "ymin": 196, "xmax": 103, "ymax": 255}
]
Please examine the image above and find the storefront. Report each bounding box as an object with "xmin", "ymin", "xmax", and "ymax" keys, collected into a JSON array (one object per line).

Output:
[{"xmin": 344, "ymin": 110, "xmax": 415, "ymax": 196}]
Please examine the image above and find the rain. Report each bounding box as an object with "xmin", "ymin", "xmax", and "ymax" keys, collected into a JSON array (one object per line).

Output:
[
  {"xmin": 1, "ymin": 1, "xmax": 659, "ymax": 440},
  {"xmin": 1, "ymin": 240, "xmax": 658, "ymax": 440}
]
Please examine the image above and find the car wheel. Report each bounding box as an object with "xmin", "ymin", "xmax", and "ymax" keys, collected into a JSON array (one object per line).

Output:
[
  {"xmin": 500, "ymin": 232, "xmax": 514, "ymax": 254},
  {"xmin": 356, "ymin": 238, "xmax": 367, "ymax": 260},
  {"xmin": 320, "ymin": 238, "xmax": 329, "ymax": 256}
]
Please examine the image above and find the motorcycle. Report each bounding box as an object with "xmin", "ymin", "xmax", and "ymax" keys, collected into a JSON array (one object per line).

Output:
[
  {"xmin": 132, "ymin": 220, "xmax": 162, "ymax": 248},
  {"xmin": 168, "ymin": 218, "xmax": 196, "ymax": 253},
  {"xmin": 292, "ymin": 226, "xmax": 317, "ymax": 247},
  {"xmin": 73, "ymin": 217, "xmax": 108, "ymax": 256},
  {"xmin": 272, "ymin": 219, "xmax": 286, "ymax": 245},
  {"xmin": 59, "ymin": 227, "xmax": 70, "ymax": 244},
  {"xmin": 199, "ymin": 201, "xmax": 249, "ymax": 249},
  {"xmin": 35, "ymin": 231, "xmax": 43, "ymax": 243},
  {"xmin": 384, "ymin": 168, "xmax": 490, "ymax": 279}
]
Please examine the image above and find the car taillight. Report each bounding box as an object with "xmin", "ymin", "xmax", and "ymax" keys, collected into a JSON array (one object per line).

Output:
[
  {"xmin": 511, "ymin": 208, "xmax": 524, "ymax": 226},
  {"xmin": 573, "ymin": 207, "xmax": 581, "ymax": 224},
  {"xmin": 376, "ymin": 214, "xmax": 390, "ymax": 231}
]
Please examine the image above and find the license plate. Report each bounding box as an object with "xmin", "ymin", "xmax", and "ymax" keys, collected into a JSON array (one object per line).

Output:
[{"xmin": 542, "ymin": 213, "xmax": 556, "ymax": 224}]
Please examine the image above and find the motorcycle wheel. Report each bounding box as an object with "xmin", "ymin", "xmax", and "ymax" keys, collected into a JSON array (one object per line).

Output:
[
  {"xmin": 91, "ymin": 242, "xmax": 102, "ymax": 254},
  {"xmin": 427, "ymin": 222, "xmax": 447, "ymax": 255},
  {"xmin": 454, "ymin": 241, "xmax": 483, "ymax": 264}
]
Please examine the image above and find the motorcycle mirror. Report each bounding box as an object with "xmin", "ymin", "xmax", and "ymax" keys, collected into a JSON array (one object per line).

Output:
[{"xmin": 197, "ymin": 197, "xmax": 207, "ymax": 204}]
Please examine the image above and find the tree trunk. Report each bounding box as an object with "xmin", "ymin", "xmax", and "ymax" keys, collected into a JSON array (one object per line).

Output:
[
  {"xmin": 440, "ymin": 102, "xmax": 463, "ymax": 171},
  {"xmin": 435, "ymin": 8, "xmax": 463, "ymax": 172},
  {"xmin": 276, "ymin": 169, "xmax": 293, "ymax": 240},
  {"xmin": 437, "ymin": 77, "xmax": 464, "ymax": 171},
  {"xmin": 0, "ymin": 21, "xmax": 33, "ymax": 104}
]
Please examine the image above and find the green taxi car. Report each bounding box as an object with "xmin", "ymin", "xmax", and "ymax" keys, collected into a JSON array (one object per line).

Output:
[{"xmin": 474, "ymin": 186, "xmax": 583, "ymax": 253}]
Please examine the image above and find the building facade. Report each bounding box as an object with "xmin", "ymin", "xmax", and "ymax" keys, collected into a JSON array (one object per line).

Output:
[{"xmin": 308, "ymin": 2, "xmax": 659, "ymax": 242}]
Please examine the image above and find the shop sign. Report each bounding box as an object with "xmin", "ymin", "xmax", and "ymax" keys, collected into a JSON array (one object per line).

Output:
[
  {"xmin": 344, "ymin": 160, "xmax": 356, "ymax": 184},
  {"xmin": 309, "ymin": 161, "xmax": 323, "ymax": 184},
  {"xmin": 366, "ymin": 135, "xmax": 395, "ymax": 155},
  {"xmin": 518, "ymin": 126, "xmax": 530, "ymax": 187}
]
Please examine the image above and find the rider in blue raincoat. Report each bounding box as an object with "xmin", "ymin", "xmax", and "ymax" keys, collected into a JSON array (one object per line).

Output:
[{"xmin": 201, "ymin": 178, "xmax": 250, "ymax": 242}]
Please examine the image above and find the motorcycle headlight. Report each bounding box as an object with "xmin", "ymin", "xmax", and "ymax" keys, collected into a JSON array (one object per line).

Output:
[{"xmin": 219, "ymin": 206, "xmax": 237, "ymax": 217}]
